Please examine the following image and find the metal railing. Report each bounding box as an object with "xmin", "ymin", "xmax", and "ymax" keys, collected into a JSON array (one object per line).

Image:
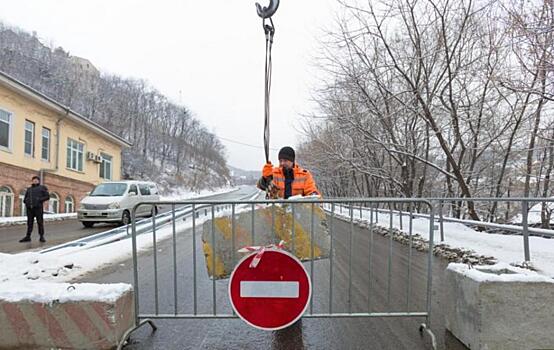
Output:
[
  {"xmin": 40, "ymin": 189, "xmax": 249, "ymax": 255},
  {"xmin": 121, "ymin": 198, "xmax": 438, "ymax": 349},
  {"xmin": 337, "ymin": 198, "xmax": 554, "ymax": 264}
]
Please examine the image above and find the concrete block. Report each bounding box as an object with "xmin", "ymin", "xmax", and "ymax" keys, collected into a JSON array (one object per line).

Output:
[
  {"xmin": 445, "ymin": 263, "xmax": 554, "ymax": 350},
  {"xmin": 0, "ymin": 284, "xmax": 134, "ymax": 350}
]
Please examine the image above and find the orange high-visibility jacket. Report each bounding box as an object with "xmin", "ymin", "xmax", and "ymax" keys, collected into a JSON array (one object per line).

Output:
[{"xmin": 260, "ymin": 164, "xmax": 320, "ymax": 198}]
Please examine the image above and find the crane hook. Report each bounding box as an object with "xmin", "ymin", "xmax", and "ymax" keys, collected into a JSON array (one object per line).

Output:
[{"xmin": 255, "ymin": 0, "xmax": 280, "ymax": 19}]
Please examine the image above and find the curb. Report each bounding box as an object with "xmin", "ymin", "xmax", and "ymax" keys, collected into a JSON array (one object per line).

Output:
[{"xmin": 0, "ymin": 215, "xmax": 77, "ymax": 228}]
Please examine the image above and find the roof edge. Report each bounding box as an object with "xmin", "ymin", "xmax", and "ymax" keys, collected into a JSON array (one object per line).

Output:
[{"xmin": 0, "ymin": 70, "xmax": 133, "ymax": 148}]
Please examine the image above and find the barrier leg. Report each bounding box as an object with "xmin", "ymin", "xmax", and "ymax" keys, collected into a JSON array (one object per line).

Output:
[
  {"xmin": 419, "ymin": 323, "xmax": 437, "ymax": 350},
  {"xmin": 117, "ymin": 319, "xmax": 158, "ymax": 350}
]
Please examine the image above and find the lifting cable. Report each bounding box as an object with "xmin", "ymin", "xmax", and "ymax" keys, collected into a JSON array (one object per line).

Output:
[{"xmin": 256, "ymin": 0, "xmax": 280, "ymax": 163}]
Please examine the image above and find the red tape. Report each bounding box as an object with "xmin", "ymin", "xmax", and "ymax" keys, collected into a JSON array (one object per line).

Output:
[{"xmin": 238, "ymin": 240, "xmax": 286, "ymax": 268}]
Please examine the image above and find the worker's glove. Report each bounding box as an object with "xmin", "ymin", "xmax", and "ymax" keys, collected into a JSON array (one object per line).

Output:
[
  {"xmin": 262, "ymin": 162, "xmax": 274, "ymax": 178},
  {"xmin": 257, "ymin": 176, "xmax": 271, "ymax": 191}
]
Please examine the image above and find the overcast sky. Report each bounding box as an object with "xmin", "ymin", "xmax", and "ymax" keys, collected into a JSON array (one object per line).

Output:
[{"xmin": 0, "ymin": 0, "xmax": 339, "ymax": 171}]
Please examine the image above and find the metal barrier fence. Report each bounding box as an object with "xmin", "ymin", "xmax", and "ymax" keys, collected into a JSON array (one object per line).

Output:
[
  {"xmin": 341, "ymin": 198, "xmax": 554, "ymax": 264},
  {"xmin": 120, "ymin": 198, "xmax": 437, "ymax": 349},
  {"xmin": 432, "ymin": 198, "xmax": 554, "ymax": 263}
]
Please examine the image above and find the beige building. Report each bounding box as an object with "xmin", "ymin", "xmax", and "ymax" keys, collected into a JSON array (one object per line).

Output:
[{"xmin": 0, "ymin": 70, "xmax": 131, "ymax": 217}]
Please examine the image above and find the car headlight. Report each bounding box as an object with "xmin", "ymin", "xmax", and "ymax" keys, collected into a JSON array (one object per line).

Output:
[{"xmin": 108, "ymin": 202, "xmax": 121, "ymax": 209}]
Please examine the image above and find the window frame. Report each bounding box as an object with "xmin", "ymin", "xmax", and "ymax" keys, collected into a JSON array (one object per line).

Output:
[
  {"xmin": 49, "ymin": 192, "xmax": 60, "ymax": 214},
  {"xmin": 19, "ymin": 190, "xmax": 26, "ymax": 217},
  {"xmin": 64, "ymin": 195, "xmax": 74, "ymax": 213},
  {"xmin": 66, "ymin": 138, "xmax": 85, "ymax": 172},
  {"xmin": 41, "ymin": 127, "xmax": 51, "ymax": 161},
  {"xmin": 99, "ymin": 152, "xmax": 113, "ymax": 180},
  {"xmin": 0, "ymin": 108, "xmax": 13, "ymax": 152},
  {"xmin": 0, "ymin": 186, "xmax": 14, "ymax": 217},
  {"xmin": 24, "ymin": 119, "xmax": 35, "ymax": 157}
]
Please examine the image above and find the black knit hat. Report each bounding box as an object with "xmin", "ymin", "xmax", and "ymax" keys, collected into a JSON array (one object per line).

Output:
[
  {"xmin": 32, "ymin": 176, "xmax": 40, "ymax": 181},
  {"xmin": 278, "ymin": 146, "xmax": 295, "ymax": 162}
]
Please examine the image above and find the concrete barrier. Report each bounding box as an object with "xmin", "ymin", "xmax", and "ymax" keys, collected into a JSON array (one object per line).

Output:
[
  {"xmin": 445, "ymin": 263, "xmax": 554, "ymax": 350},
  {"xmin": 0, "ymin": 283, "xmax": 134, "ymax": 349}
]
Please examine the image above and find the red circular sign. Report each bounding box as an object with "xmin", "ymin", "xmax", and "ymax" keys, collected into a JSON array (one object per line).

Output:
[{"xmin": 229, "ymin": 249, "xmax": 312, "ymax": 330}]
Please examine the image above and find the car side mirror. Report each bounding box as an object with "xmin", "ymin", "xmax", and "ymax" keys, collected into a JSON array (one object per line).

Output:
[{"xmin": 129, "ymin": 192, "xmax": 137, "ymax": 196}]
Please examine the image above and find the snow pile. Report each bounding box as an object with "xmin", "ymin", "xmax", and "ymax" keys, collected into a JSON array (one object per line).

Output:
[
  {"xmin": 0, "ymin": 282, "xmax": 131, "ymax": 303},
  {"xmin": 0, "ymin": 213, "xmax": 77, "ymax": 227},
  {"xmin": 0, "ymin": 188, "xmax": 256, "ymax": 303},
  {"xmin": 0, "ymin": 252, "xmax": 76, "ymax": 283},
  {"xmin": 0, "ymin": 191, "xmax": 259, "ymax": 285},
  {"xmin": 0, "ymin": 252, "xmax": 131, "ymax": 303},
  {"xmin": 447, "ymin": 263, "xmax": 554, "ymax": 283},
  {"xmin": 330, "ymin": 205, "xmax": 554, "ymax": 278},
  {"xmin": 160, "ymin": 186, "xmax": 239, "ymax": 201}
]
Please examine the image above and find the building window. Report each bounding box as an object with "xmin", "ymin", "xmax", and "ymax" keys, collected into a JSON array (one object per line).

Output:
[
  {"xmin": 0, "ymin": 186, "xmax": 14, "ymax": 217},
  {"xmin": 49, "ymin": 192, "xmax": 59, "ymax": 214},
  {"xmin": 24, "ymin": 120, "xmax": 35, "ymax": 156},
  {"xmin": 66, "ymin": 138, "xmax": 84, "ymax": 172},
  {"xmin": 41, "ymin": 127, "xmax": 50, "ymax": 161},
  {"xmin": 99, "ymin": 153, "xmax": 113, "ymax": 180},
  {"xmin": 0, "ymin": 109, "xmax": 12, "ymax": 150},
  {"xmin": 64, "ymin": 196, "xmax": 74, "ymax": 213},
  {"xmin": 19, "ymin": 190, "xmax": 26, "ymax": 217}
]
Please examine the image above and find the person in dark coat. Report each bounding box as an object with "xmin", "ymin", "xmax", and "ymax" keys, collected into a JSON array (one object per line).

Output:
[{"xmin": 19, "ymin": 176, "xmax": 50, "ymax": 243}]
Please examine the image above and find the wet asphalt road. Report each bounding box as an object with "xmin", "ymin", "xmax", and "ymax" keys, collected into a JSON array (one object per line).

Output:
[
  {"xmin": 0, "ymin": 219, "xmax": 110, "ymax": 253},
  {"xmin": 83, "ymin": 197, "xmax": 468, "ymax": 350}
]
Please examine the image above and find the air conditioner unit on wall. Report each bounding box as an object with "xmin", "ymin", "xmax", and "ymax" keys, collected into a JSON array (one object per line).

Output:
[
  {"xmin": 94, "ymin": 155, "xmax": 103, "ymax": 163},
  {"xmin": 86, "ymin": 151, "xmax": 96, "ymax": 161}
]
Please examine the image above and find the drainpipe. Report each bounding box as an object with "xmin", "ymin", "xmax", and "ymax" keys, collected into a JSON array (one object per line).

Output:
[{"xmin": 56, "ymin": 108, "xmax": 70, "ymax": 171}]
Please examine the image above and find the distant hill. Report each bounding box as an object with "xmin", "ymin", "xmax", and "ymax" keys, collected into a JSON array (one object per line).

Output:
[{"xmin": 229, "ymin": 166, "xmax": 259, "ymax": 186}]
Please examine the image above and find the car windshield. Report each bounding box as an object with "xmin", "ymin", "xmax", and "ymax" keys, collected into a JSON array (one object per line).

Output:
[{"xmin": 90, "ymin": 183, "xmax": 128, "ymax": 197}]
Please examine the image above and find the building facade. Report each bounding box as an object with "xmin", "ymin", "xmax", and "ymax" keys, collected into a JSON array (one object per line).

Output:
[{"xmin": 0, "ymin": 71, "xmax": 131, "ymax": 217}]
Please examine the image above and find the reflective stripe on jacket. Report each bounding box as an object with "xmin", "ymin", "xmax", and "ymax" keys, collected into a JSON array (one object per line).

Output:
[{"xmin": 269, "ymin": 164, "xmax": 320, "ymax": 198}]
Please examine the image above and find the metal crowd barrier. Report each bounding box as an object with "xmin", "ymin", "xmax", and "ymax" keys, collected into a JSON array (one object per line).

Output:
[
  {"xmin": 121, "ymin": 198, "xmax": 437, "ymax": 349},
  {"xmin": 339, "ymin": 198, "xmax": 554, "ymax": 263}
]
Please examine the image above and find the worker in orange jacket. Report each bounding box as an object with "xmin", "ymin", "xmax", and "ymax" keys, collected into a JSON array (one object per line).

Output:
[{"xmin": 257, "ymin": 146, "xmax": 320, "ymax": 199}]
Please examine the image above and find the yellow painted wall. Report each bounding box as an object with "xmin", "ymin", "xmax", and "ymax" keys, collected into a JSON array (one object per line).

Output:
[{"xmin": 0, "ymin": 84, "xmax": 122, "ymax": 185}]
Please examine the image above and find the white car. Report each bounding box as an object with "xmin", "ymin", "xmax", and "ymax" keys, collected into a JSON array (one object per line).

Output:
[{"xmin": 78, "ymin": 181, "xmax": 160, "ymax": 228}]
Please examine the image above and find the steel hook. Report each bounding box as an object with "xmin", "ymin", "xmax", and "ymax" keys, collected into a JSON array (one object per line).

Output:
[{"xmin": 255, "ymin": 0, "xmax": 280, "ymax": 19}]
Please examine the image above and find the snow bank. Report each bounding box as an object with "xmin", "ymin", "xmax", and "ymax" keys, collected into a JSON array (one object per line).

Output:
[
  {"xmin": 0, "ymin": 252, "xmax": 76, "ymax": 283},
  {"xmin": 331, "ymin": 205, "xmax": 554, "ymax": 278},
  {"xmin": 0, "ymin": 213, "xmax": 76, "ymax": 227},
  {"xmin": 447, "ymin": 263, "xmax": 554, "ymax": 283},
  {"xmin": 0, "ymin": 282, "xmax": 131, "ymax": 303},
  {"xmin": 0, "ymin": 192, "xmax": 259, "ymax": 285}
]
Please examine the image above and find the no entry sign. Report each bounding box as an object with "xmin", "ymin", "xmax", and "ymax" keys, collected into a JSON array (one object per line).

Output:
[{"xmin": 229, "ymin": 248, "xmax": 312, "ymax": 330}]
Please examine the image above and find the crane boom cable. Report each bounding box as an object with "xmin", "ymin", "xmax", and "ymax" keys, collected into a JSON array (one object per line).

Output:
[
  {"xmin": 256, "ymin": 0, "xmax": 279, "ymax": 163},
  {"xmin": 263, "ymin": 19, "xmax": 274, "ymax": 163}
]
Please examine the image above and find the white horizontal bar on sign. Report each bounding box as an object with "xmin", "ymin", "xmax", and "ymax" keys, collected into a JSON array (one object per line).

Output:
[{"xmin": 240, "ymin": 281, "xmax": 299, "ymax": 298}]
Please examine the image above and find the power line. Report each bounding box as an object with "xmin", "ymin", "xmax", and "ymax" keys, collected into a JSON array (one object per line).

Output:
[{"xmin": 217, "ymin": 136, "xmax": 279, "ymax": 151}]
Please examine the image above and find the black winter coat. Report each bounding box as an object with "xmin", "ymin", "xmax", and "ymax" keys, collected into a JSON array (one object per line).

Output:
[{"xmin": 24, "ymin": 184, "xmax": 50, "ymax": 208}]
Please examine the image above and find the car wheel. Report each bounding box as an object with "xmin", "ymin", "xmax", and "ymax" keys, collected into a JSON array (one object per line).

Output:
[
  {"xmin": 121, "ymin": 210, "xmax": 131, "ymax": 226},
  {"xmin": 82, "ymin": 221, "xmax": 95, "ymax": 228}
]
